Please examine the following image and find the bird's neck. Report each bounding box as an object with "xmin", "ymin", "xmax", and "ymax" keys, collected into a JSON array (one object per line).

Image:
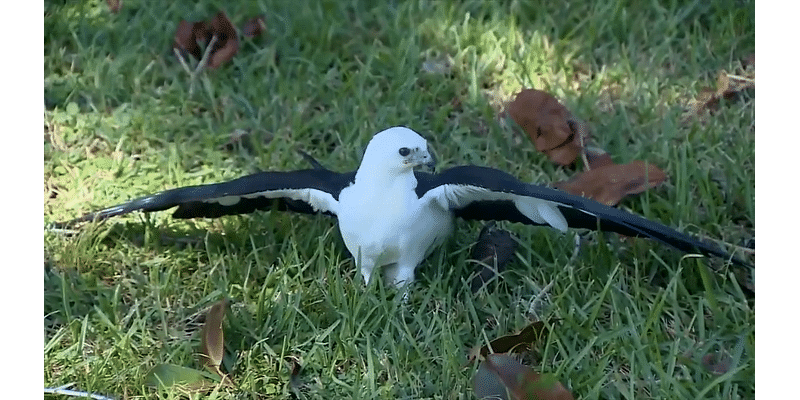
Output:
[{"xmin": 353, "ymin": 167, "xmax": 417, "ymax": 196}]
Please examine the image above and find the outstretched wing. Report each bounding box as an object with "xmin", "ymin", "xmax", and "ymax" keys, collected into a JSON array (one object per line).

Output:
[
  {"xmin": 61, "ymin": 169, "xmax": 356, "ymax": 225},
  {"xmin": 416, "ymin": 165, "xmax": 750, "ymax": 267}
]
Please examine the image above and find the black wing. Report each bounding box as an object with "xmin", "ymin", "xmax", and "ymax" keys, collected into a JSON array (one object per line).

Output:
[
  {"xmin": 60, "ymin": 169, "xmax": 356, "ymax": 225},
  {"xmin": 415, "ymin": 165, "xmax": 751, "ymax": 268}
]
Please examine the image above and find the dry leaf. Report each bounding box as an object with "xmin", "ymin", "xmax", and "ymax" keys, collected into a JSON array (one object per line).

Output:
[
  {"xmin": 584, "ymin": 146, "xmax": 614, "ymax": 170},
  {"xmin": 508, "ymin": 89, "xmax": 587, "ymax": 166},
  {"xmin": 554, "ymin": 161, "xmax": 666, "ymax": 206},
  {"xmin": 468, "ymin": 320, "xmax": 556, "ymax": 363},
  {"xmin": 200, "ymin": 299, "xmax": 227, "ymax": 376},
  {"xmin": 173, "ymin": 12, "xmax": 239, "ymax": 69},
  {"xmin": 470, "ymin": 223, "xmax": 518, "ymax": 293},
  {"xmin": 207, "ymin": 12, "xmax": 239, "ymax": 69},
  {"xmin": 221, "ymin": 129, "xmax": 253, "ymax": 151},
  {"xmin": 701, "ymin": 352, "xmax": 732, "ymax": 375},
  {"xmin": 173, "ymin": 20, "xmax": 211, "ymax": 60},
  {"xmin": 689, "ymin": 58, "xmax": 755, "ymax": 115},
  {"xmin": 475, "ymin": 354, "xmax": 574, "ymax": 400},
  {"xmin": 242, "ymin": 16, "xmax": 266, "ymax": 38},
  {"xmin": 173, "ymin": 20, "xmax": 196, "ymax": 58},
  {"xmin": 221, "ymin": 129, "xmax": 274, "ymax": 152},
  {"xmin": 106, "ymin": 0, "xmax": 122, "ymax": 13},
  {"xmin": 742, "ymin": 53, "xmax": 755, "ymax": 69},
  {"xmin": 285, "ymin": 355, "xmax": 303, "ymax": 391}
]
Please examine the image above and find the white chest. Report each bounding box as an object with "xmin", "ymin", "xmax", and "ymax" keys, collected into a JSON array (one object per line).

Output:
[{"xmin": 336, "ymin": 178, "xmax": 453, "ymax": 269}]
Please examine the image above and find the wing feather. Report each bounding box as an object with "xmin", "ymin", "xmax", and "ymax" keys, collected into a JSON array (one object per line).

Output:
[
  {"xmin": 416, "ymin": 165, "xmax": 750, "ymax": 268},
  {"xmin": 60, "ymin": 169, "xmax": 355, "ymax": 225}
]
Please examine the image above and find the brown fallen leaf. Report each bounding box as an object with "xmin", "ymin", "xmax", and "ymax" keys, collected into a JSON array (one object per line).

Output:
[
  {"xmin": 173, "ymin": 12, "xmax": 239, "ymax": 69},
  {"xmin": 701, "ymin": 352, "xmax": 732, "ymax": 375},
  {"xmin": 173, "ymin": 20, "xmax": 195, "ymax": 57},
  {"xmin": 554, "ymin": 160, "xmax": 667, "ymax": 206},
  {"xmin": 207, "ymin": 12, "xmax": 239, "ymax": 69},
  {"xmin": 285, "ymin": 355, "xmax": 303, "ymax": 392},
  {"xmin": 468, "ymin": 320, "xmax": 558, "ymax": 363},
  {"xmin": 689, "ymin": 59, "xmax": 755, "ymax": 115},
  {"xmin": 470, "ymin": 223, "xmax": 518, "ymax": 293},
  {"xmin": 106, "ymin": 0, "xmax": 122, "ymax": 13},
  {"xmin": 507, "ymin": 89, "xmax": 588, "ymax": 166},
  {"xmin": 242, "ymin": 16, "xmax": 267, "ymax": 38},
  {"xmin": 173, "ymin": 20, "xmax": 211, "ymax": 61},
  {"xmin": 474, "ymin": 354, "xmax": 574, "ymax": 400},
  {"xmin": 220, "ymin": 129, "xmax": 254, "ymax": 152},
  {"xmin": 742, "ymin": 53, "xmax": 755, "ymax": 69},
  {"xmin": 583, "ymin": 146, "xmax": 614, "ymax": 170},
  {"xmin": 200, "ymin": 299, "xmax": 228, "ymax": 377}
]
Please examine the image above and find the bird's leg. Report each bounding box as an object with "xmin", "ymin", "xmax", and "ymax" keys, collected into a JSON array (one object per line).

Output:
[
  {"xmin": 382, "ymin": 263, "xmax": 415, "ymax": 302},
  {"xmin": 384, "ymin": 263, "xmax": 416, "ymax": 288},
  {"xmin": 359, "ymin": 258, "xmax": 376, "ymax": 286}
]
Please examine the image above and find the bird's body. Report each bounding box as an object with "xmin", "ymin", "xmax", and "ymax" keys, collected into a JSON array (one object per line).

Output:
[
  {"xmin": 334, "ymin": 128, "xmax": 453, "ymax": 285},
  {"xmin": 61, "ymin": 127, "xmax": 751, "ymax": 290},
  {"xmin": 339, "ymin": 167, "xmax": 454, "ymax": 285}
]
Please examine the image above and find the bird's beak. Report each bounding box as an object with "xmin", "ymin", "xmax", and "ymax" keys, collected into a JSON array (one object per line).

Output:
[
  {"xmin": 404, "ymin": 144, "xmax": 437, "ymax": 170},
  {"xmin": 423, "ymin": 145, "xmax": 437, "ymax": 170}
]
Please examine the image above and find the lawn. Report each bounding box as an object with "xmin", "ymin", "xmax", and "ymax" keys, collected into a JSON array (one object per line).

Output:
[{"xmin": 44, "ymin": 0, "xmax": 754, "ymax": 398}]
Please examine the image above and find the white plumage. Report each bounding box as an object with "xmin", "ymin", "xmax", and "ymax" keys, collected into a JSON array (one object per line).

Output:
[{"xmin": 338, "ymin": 127, "xmax": 455, "ymax": 286}]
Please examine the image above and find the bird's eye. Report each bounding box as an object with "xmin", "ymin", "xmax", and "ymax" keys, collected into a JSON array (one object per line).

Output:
[{"xmin": 399, "ymin": 147, "xmax": 411, "ymax": 156}]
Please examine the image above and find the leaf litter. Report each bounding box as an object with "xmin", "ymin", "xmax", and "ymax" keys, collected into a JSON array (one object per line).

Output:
[
  {"xmin": 469, "ymin": 222, "xmax": 518, "ymax": 293},
  {"xmin": 554, "ymin": 160, "xmax": 667, "ymax": 206},
  {"xmin": 173, "ymin": 11, "xmax": 267, "ymax": 71},
  {"xmin": 143, "ymin": 298, "xmax": 233, "ymax": 394},
  {"xmin": 507, "ymin": 88, "xmax": 668, "ymax": 206},
  {"xmin": 468, "ymin": 320, "xmax": 558, "ymax": 362},
  {"xmin": 200, "ymin": 299, "xmax": 228, "ymax": 377},
  {"xmin": 507, "ymin": 89, "xmax": 588, "ymax": 166},
  {"xmin": 688, "ymin": 53, "xmax": 755, "ymax": 117},
  {"xmin": 475, "ymin": 354, "xmax": 574, "ymax": 400}
]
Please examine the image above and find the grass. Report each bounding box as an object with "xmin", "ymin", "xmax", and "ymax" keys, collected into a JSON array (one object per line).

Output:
[{"xmin": 44, "ymin": 0, "xmax": 754, "ymax": 398}]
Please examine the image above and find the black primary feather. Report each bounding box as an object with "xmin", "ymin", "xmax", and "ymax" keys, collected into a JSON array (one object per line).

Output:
[
  {"xmin": 415, "ymin": 166, "xmax": 751, "ymax": 269},
  {"xmin": 60, "ymin": 169, "xmax": 355, "ymax": 225}
]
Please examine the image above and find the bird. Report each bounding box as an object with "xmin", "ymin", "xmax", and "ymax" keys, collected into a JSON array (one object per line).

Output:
[{"xmin": 60, "ymin": 126, "xmax": 751, "ymax": 290}]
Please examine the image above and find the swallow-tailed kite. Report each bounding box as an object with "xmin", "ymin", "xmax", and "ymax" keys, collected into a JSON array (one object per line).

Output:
[{"xmin": 61, "ymin": 126, "xmax": 750, "ymax": 288}]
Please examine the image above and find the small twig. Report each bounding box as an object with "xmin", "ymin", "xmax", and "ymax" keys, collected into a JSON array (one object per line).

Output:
[
  {"xmin": 173, "ymin": 47, "xmax": 196, "ymax": 96},
  {"xmin": 196, "ymin": 35, "xmax": 219, "ymax": 74},
  {"xmin": 531, "ymin": 280, "xmax": 554, "ymax": 305},
  {"xmin": 526, "ymin": 280, "xmax": 555, "ymax": 319},
  {"xmin": 45, "ymin": 227, "xmax": 80, "ymax": 235},
  {"xmin": 44, "ymin": 386, "xmax": 115, "ymax": 400},
  {"xmin": 578, "ymin": 131, "xmax": 590, "ymax": 171},
  {"xmin": 726, "ymin": 243, "xmax": 756, "ymax": 255},
  {"xmin": 569, "ymin": 232, "xmax": 582, "ymax": 263},
  {"xmin": 726, "ymin": 74, "xmax": 754, "ymax": 84},
  {"xmin": 173, "ymin": 35, "xmax": 218, "ymax": 96},
  {"xmin": 173, "ymin": 47, "xmax": 193, "ymax": 75}
]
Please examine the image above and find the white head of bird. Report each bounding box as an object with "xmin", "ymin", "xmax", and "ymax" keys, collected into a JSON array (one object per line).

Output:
[{"xmin": 356, "ymin": 127, "xmax": 435, "ymax": 182}]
